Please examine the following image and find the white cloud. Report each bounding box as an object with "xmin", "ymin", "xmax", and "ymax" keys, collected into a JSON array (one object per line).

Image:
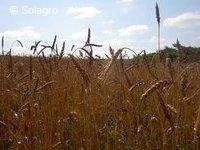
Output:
[
  {"xmin": 150, "ymin": 36, "xmax": 166, "ymax": 44},
  {"xmin": 67, "ymin": 6, "xmax": 101, "ymax": 19},
  {"xmin": 103, "ymin": 30, "xmax": 113, "ymax": 35},
  {"xmin": 71, "ymin": 29, "xmax": 88, "ymax": 40},
  {"xmin": 164, "ymin": 12, "xmax": 200, "ymax": 28},
  {"xmin": 103, "ymin": 20, "xmax": 115, "ymax": 25},
  {"xmin": 71, "ymin": 29, "xmax": 96, "ymax": 41},
  {"xmin": 118, "ymin": 25, "xmax": 149, "ymax": 37},
  {"xmin": 118, "ymin": 0, "xmax": 134, "ymax": 4},
  {"xmin": 0, "ymin": 26, "xmax": 42, "ymax": 39},
  {"xmin": 117, "ymin": 0, "xmax": 135, "ymax": 13},
  {"xmin": 60, "ymin": 37, "xmax": 70, "ymax": 43},
  {"xmin": 103, "ymin": 38, "xmax": 135, "ymax": 49}
]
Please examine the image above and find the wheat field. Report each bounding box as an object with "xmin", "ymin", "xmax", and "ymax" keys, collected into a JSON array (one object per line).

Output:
[
  {"xmin": 1, "ymin": 46, "xmax": 200, "ymax": 149},
  {"xmin": 1, "ymin": 3, "xmax": 200, "ymax": 150}
]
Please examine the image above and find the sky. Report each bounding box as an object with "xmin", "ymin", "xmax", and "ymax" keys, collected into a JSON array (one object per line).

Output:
[{"xmin": 0, "ymin": 0, "xmax": 200, "ymax": 56}]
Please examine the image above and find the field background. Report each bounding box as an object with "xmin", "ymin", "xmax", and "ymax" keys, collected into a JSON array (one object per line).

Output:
[{"xmin": 1, "ymin": 46, "xmax": 200, "ymax": 149}]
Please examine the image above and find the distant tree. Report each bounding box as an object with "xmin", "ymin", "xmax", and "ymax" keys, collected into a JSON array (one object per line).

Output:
[{"xmin": 134, "ymin": 46, "xmax": 200, "ymax": 62}]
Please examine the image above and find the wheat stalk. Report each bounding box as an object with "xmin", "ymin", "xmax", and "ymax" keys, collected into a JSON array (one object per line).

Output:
[
  {"xmin": 140, "ymin": 80, "xmax": 172, "ymax": 100},
  {"xmin": 194, "ymin": 102, "xmax": 200, "ymax": 142},
  {"xmin": 70, "ymin": 55, "xmax": 90, "ymax": 86},
  {"xmin": 156, "ymin": 2, "xmax": 161, "ymax": 61}
]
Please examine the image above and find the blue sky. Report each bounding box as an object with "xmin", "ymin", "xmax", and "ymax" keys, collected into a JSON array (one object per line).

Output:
[{"xmin": 0, "ymin": 0, "xmax": 200, "ymax": 55}]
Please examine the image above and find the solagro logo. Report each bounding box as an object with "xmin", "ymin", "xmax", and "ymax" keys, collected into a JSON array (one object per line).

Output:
[{"xmin": 10, "ymin": 5, "xmax": 58, "ymax": 16}]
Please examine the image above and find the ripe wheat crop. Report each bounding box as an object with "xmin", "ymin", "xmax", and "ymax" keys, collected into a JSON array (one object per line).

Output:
[{"xmin": 1, "ymin": 3, "xmax": 200, "ymax": 150}]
